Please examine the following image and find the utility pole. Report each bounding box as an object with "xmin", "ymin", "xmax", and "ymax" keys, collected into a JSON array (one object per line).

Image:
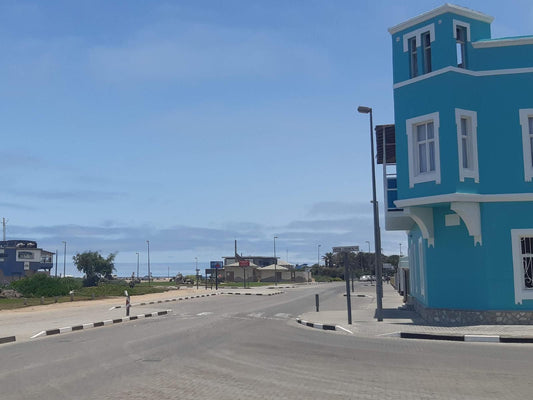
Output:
[
  {"xmin": 62, "ymin": 241, "xmax": 67, "ymax": 278},
  {"xmin": 2, "ymin": 218, "xmax": 7, "ymax": 241}
]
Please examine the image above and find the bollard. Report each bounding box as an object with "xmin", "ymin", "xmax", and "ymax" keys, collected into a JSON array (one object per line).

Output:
[
  {"xmin": 40, "ymin": 296, "xmax": 44, "ymax": 305},
  {"xmin": 92, "ymin": 293, "xmax": 95, "ymax": 300},
  {"xmin": 55, "ymin": 296, "xmax": 58, "ymax": 303},
  {"xmin": 125, "ymin": 290, "xmax": 131, "ymax": 317},
  {"xmin": 69, "ymin": 290, "xmax": 74, "ymax": 301},
  {"xmin": 24, "ymin": 298, "xmax": 27, "ymax": 306},
  {"xmin": 315, "ymin": 294, "xmax": 319, "ymax": 312}
]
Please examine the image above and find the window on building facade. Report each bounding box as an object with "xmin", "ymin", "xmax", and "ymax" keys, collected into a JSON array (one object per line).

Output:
[
  {"xmin": 512, "ymin": 229, "xmax": 533, "ymax": 304},
  {"xmin": 409, "ymin": 37, "xmax": 418, "ymax": 78},
  {"xmin": 519, "ymin": 109, "xmax": 533, "ymax": 181},
  {"xmin": 422, "ymin": 31, "xmax": 432, "ymax": 74},
  {"xmin": 406, "ymin": 112, "xmax": 441, "ymax": 187},
  {"xmin": 455, "ymin": 109, "xmax": 479, "ymax": 182},
  {"xmin": 416, "ymin": 121, "xmax": 436, "ymax": 174},
  {"xmin": 456, "ymin": 25, "xmax": 467, "ymax": 68}
]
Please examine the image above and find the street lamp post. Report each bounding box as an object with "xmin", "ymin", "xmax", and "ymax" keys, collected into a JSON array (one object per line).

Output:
[
  {"xmin": 317, "ymin": 244, "xmax": 321, "ymax": 268},
  {"xmin": 146, "ymin": 240, "xmax": 151, "ymax": 286},
  {"xmin": 274, "ymin": 236, "xmax": 278, "ymax": 286},
  {"xmin": 195, "ymin": 257, "xmax": 199, "ymax": 289},
  {"xmin": 358, "ymin": 105, "xmax": 383, "ymax": 322},
  {"xmin": 399, "ymin": 243, "xmax": 403, "ymax": 257},
  {"xmin": 365, "ymin": 240, "xmax": 370, "ymax": 274},
  {"xmin": 62, "ymin": 241, "xmax": 67, "ymax": 278},
  {"xmin": 136, "ymin": 252, "xmax": 140, "ymax": 280}
]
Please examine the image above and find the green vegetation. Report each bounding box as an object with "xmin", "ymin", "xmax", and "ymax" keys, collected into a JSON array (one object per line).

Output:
[
  {"xmin": 1, "ymin": 275, "xmax": 170, "ymax": 310},
  {"xmin": 10, "ymin": 274, "xmax": 82, "ymax": 297},
  {"xmin": 312, "ymin": 252, "xmax": 400, "ymax": 281},
  {"xmin": 73, "ymin": 251, "xmax": 116, "ymax": 286}
]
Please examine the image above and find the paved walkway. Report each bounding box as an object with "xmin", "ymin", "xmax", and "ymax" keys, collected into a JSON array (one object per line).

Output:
[{"xmin": 298, "ymin": 283, "xmax": 533, "ymax": 342}]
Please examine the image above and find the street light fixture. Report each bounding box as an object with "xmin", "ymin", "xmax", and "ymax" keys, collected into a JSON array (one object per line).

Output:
[
  {"xmin": 358, "ymin": 105, "xmax": 383, "ymax": 322},
  {"xmin": 146, "ymin": 240, "xmax": 151, "ymax": 286},
  {"xmin": 274, "ymin": 236, "xmax": 278, "ymax": 286}
]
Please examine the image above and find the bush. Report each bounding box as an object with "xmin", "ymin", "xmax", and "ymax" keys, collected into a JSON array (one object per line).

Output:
[{"xmin": 10, "ymin": 274, "xmax": 82, "ymax": 297}]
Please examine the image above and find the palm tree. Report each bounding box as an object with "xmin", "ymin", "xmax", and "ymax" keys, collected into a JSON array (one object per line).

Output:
[{"xmin": 322, "ymin": 252, "xmax": 334, "ymax": 267}]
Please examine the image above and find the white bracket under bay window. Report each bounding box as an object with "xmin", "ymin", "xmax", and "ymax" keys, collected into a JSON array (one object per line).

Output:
[
  {"xmin": 519, "ymin": 109, "xmax": 533, "ymax": 182},
  {"xmin": 404, "ymin": 207, "xmax": 435, "ymax": 248},
  {"xmin": 511, "ymin": 229, "xmax": 533, "ymax": 304},
  {"xmin": 406, "ymin": 112, "xmax": 441, "ymax": 187},
  {"xmin": 455, "ymin": 109, "xmax": 479, "ymax": 182},
  {"xmin": 450, "ymin": 202, "xmax": 482, "ymax": 246}
]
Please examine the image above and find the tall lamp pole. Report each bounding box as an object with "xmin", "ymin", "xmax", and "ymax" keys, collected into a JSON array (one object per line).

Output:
[
  {"xmin": 358, "ymin": 105, "xmax": 383, "ymax": 322},
  {"xmin": 136, "ymin": 252, "xmax": 140, "ymax": 280},
  {"xmin": 195, "ymin": 257, "xmax": 199, "ymax": 289},
  {"xmin": 62, "ymin": 241, "xmax": 67, "ymax": 278},
  {"xmin": 146, "ymin": 240, "xmax": 151, "ymax": 286},
  {"xmin": 274, "ymin": 236, "xmax": 278, "ymax": 286},
  {"xmin": 317, "ymin": 244, "xmax": 321, "ymax": 268}
]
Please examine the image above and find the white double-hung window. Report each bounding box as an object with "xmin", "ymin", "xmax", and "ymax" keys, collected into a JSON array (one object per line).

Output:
[
  {"xmin": 455, "ymin": 109, "xmax": 479, "ymax": 182},
  {"xmin": 406, "ymin": 112, "xmax": 441, "ymax": 187},
  {"xmin": 519, "ymin": 109, "xmax": 533, "ymax": 181}
]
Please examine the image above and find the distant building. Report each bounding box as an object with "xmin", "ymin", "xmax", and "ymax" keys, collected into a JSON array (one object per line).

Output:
[
  {"xmin": 384, "ymin": 4, "xmax": 533, "ymax": 323},
  {"xmin": 222, "ymin": 256, "xmax": 308, "ymax": 283},
  {"xmin": 0, "ymin": 240, "xmax": 54, "ymax": 283}
]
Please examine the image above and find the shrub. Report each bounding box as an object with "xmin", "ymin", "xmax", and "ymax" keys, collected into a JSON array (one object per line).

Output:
[{"xmin": 10, "ymin": 274, "xmax": 82, "ymax": 297}]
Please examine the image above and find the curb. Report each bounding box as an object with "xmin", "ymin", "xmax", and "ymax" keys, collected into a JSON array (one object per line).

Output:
[
  {"xmin": 31, "ymin": 310, "xmax": 172, "ymax": 339},
  {"xmin": 0, "ymin": 335, "xmax": 16, "ymax": 345},
  {"xmin": 220, "ymin": 291, "xmax": 283, "ymax": 296},
  {"xmin": 399, "ymin": 332, "xmax": 533, "ymax": 343},
  {"xmin": 296, "ymin": 318, "xmax": 336, "ymax": 331},
  {"xmin": 110, "ymin": 293, "xmax": 217, "ymax": 310}
]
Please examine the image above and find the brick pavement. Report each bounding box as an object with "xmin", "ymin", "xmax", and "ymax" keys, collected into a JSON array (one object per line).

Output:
[{"xmin": 298, "ymin": 282, "xmax": 533, "ymax": 342}]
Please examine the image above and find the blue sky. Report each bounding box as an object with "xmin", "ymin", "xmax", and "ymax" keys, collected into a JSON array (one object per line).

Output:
[{"xmin": 1, "ymin": 1, "xmax": 532, "ymax": 277}]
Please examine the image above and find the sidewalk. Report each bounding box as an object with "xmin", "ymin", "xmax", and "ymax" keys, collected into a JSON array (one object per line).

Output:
[{"xmin": 298, "ymin": 283, "xmax": 533, "ymax": 343}]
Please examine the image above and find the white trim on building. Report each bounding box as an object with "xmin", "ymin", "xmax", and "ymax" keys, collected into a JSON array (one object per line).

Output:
[
  {"xmin": 455, "ymin": 108, "xmax": 479, "ymax": 183},
  {"xmin": 406, "ymin": 112, "xmax": 441, "ymax": 188},
  {"xmin": 519, "ymin": 109, "xmax": 533, "ymax": 182}
]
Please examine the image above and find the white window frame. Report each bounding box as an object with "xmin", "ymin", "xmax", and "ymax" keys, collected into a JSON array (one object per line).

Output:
[
  {"xmin": 519, "ymin": 109, "xmax": 533, "ymax": 182},
  {"xmin": 421, "ymin": 31, "xmax": 432, "ymax": 74},
  {"xmin": 402, "ymin": 23, "xmax": 435, "ymax": 53},
  {"xmin": 453, "ymin": 20, "xmax": 470, "ymax": 69},
  {"xmin": 408, "ymin": 36, "xmax": 418, "ymax": 78},
  {"xmin": 511, "ymin": 229, "xmax": 533, "ymax": 304},
  {"xmin": 402, "ymin": 24, "xmax": 435, "ymax": 78},
  {"xmin": 406, "ymin": 112, "xmax": 441, "ymax": 188},
  {"xmin": 455, "ymin": 109, "xmax": 479, "ymax": 182}
]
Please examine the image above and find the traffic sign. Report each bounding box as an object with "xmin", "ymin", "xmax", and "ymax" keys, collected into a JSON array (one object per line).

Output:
[
  {"xmin": 210, "ymin": 261, "xmax": 223, "ymax": 269},
  {"xmin": 332, "ymin": 246, "xmax": 360, "ymax": 253}
]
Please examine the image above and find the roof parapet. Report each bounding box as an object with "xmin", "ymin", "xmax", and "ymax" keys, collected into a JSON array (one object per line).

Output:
[{"xmin": 388, "ymin": 3, "xmax": 493, "ymax": 35}]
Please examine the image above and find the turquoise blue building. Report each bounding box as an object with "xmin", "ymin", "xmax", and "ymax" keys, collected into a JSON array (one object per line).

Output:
[{"xmin": 385, "ymin": 4, "xmax": 533, "ymax": 323}]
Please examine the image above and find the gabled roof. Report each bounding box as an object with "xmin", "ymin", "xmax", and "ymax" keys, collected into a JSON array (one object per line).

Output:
[{"xmin": 388, "ymin": 3, "xmax": 493, "ymax": 35}]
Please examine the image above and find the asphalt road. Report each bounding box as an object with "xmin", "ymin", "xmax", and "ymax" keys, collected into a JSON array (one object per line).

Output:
[{"xmin": 1, "ymin": 283, "xmax": 531, "ymax": 399}]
